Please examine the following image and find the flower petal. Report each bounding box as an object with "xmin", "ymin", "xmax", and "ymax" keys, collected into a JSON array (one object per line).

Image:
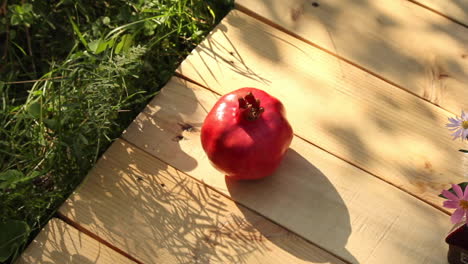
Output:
[
  {"xmin": 462, "ymin": 129, "xmax": 468, "ymax": 140},
  {"xmin": 452, "ymin": 129, "xmax": 462, "ymax": 140},
  {"xmin": 464, "ymin": 188, "xmax": 468, "ymax": 200},
  {"xmin": 462, "ymin": 110, "xmax": 468, "ymax": 120},
  {"xmin": 451, "ymin": 208, "xmax": 465, "ymax": 224},
  {"xmin": 443, "ymin": 200, "xmax": 460, "ymax": 209},
  {"xmin": 442, "ymin": 190, "xmax": 460, "ymax": 201},
  {"xmin": 446, "ymin": 119, "xmax": 459, "ymax": 124},
  {"xmin": 453, "ymin": 184, "xmax": 464, "ymax": 198}
]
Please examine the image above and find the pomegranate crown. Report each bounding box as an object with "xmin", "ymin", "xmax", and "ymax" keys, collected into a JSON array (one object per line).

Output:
[{"xmin": 238, "ymin": 92, "xmax": 264, "ymax": 121}]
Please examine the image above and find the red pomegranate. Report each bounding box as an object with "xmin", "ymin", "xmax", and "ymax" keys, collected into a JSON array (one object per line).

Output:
[{"xmin": 201, "ymin": 88, "xmax": 293, "ymax": 180}]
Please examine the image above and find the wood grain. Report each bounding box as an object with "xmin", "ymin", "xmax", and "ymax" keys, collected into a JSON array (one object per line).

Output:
[
  {"xmin": 412, "ymin": 0, "xmax": 468, "ymax": 26},
  {"xmin": 58, "ymin": 139, "xmax": 347, "ymax": 264},
  {"xmin": 16, "ymin": 218, "xmax": 135, "ymax": 264},
  {"xmin": 233, "ymin": 0, "xmax": 468, "ymax": 113},
  {"xmin": 122, "ymin": 77, "xmax": 451, "ymax": 264},
  {"xmin": 176, "ymin": 10, "xmax": 465, "ymax": 209}
]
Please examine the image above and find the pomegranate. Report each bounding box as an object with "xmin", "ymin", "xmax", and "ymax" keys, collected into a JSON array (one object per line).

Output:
[{"xmin": 201, "ymin": 88, "xmax": 293, "ymax": 180}]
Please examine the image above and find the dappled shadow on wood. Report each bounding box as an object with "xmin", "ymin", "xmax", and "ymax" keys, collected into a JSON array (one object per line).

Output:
[
  {"xmin": 16, "ymin": 219, "xmax": 119, "ymax": 264},
  {"xmin": 235, "ymin": 0, "xmax": 468, "ymax": 112},
  {"xmin": 122, "ymin": 78, "xmax": 201, "ymax": 174},
  {"xmin": 178, "ymin": 8, "xmax": 466, "ymax": 210},
  {"xmin": 179, "ymin": 23, "xmax": 272, "ymax": 87},
  {"xmin": 226, "ymin": 149, "xmax": 357, "ymax": 263},
  {"xmin": 60, "ymin": 140, "xmax": 285, "ymax": 264}
]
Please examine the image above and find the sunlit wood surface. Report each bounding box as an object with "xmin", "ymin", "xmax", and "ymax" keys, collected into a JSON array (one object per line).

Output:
[{"xmin": 19, "ymin": 1, "xmax": 467, "ymax": 263}]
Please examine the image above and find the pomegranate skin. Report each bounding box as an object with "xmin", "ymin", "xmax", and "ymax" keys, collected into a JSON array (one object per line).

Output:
[{"xmin": 201, "ymin": 88, "xmax": 293, "ymax": 180}]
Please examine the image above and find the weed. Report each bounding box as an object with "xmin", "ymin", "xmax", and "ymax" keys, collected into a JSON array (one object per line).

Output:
[{"xmin": 0, "ymin": 0, "xmax": 233, "ymax": 262}]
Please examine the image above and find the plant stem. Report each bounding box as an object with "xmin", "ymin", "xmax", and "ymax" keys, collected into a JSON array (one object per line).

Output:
[
  {"xmin": 1, "ymin": 0, "xmax": 9, "ymax": 60},
  {"xmin": 5, "ymin": 76, "xmax": 65, "ymax": 85},
  {"xmin": 25, "ymin": 27, "xmax": 37, "ymax": 77}
]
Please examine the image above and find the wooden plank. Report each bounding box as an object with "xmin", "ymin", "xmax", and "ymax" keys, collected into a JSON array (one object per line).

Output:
[
  {"xmin": 17, "ymin": 218, "xmax": 135, "ymax": 264},
  {"xmin": 233, "ymin": 0, "xmax": 468, "ymax": 113},
  {"xmin": 176, "ymin": 10, "xmax": 465, "ymax": 209},
  {"xmin": 58, "ymin": 139, "xmax": 347, "ymax": 264},
  {"xmin": 411, "ymin": 0, "xmax": 468, "ymax": 26},
  {"xmin": 122, "ymin": 77, "xmax": 451, "ymax": 264}
]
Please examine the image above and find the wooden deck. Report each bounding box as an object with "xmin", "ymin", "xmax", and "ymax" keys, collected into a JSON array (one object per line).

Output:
[{"xmin": 18, "ymin": 1, "xmax": 468, "ymax": 263}]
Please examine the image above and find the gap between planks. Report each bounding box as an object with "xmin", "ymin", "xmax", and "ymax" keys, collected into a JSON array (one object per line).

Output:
[
  {"xmin": 175, "ymin": 69, "xmax": 451, "ymax": 217},
  {"xmin": 17, "ymin": 217, "xmax": 138, "ymax": 264},
  {"xmin": 56, "ymin": 212, "xmax": 145, "ymax": 264},
  {"xmin": 407, "ymin": 0, "xmax": 468, "ymax": 28},
  {"xmin": 233, "ymin": 3, "xmax": 463, "ymax": 116}
]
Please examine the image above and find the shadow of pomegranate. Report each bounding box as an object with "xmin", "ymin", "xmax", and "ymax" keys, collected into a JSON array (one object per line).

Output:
[{"xmin": 225, "ymin": 149, "xmax": 357, "ymax": 263}]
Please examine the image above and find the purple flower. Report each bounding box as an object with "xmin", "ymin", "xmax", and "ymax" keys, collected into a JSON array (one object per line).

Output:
[
  {"xmin": 446, "ymin": 111, "xmax": 468, "ymax": 140},
  {"xmin": 442, "ymin": 184, "xmax": 468, "ymax": 225}
]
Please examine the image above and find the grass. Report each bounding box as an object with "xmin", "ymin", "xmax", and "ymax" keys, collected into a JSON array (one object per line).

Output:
[{"xmin": 0, "ymin": 0, "xmax": 232, "ymax": 262}]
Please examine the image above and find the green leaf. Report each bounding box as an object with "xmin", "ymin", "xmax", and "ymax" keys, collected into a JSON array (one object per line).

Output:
[
  {"xmin": 78, "ymin": 133, "xmax": 89, "ymax": 145},
  {"xmin": 22, "ymin": 3, "xmax": 33, "ymax": 13},
  {"xmin": 191, "ymin": 30, "xmax": 204, "ymax": 40},
  {"xmin": 96, "ymin": 40, "xmax": 112, "ymax": 54},
  {"xmin": 115, "ymin": 34, "xmax": 133, "ymax": 54},
  {"xmin": 11, "ymin": 41, "xmax": 27, "ymax": 55},
  {"xmin": 10, "ymin": 15, "xmax": 21, "ymax": 26},
  {"xmin": 439, "ymin": 182, "xmax": 468, "ymax": 199},
  {"xmin": 27, "ymin": 102, "xmax": 41, "ymax": 119},
  {"xmin": 143, "ymin": 21, "xmax": 157, "ymax": 36},
  {"xmin": 102, "ymin": 16, "xmax": 110, "ymax": 25},
  {"xmin": 28, "ymin": 171, "xmax": 42, "ymax": 179},
  {"xmin": 88, "ymin": 39, "xmax": 100, "ymax": 53},
  {"xmin": 89, "ymin": 38, "xmax": 111, "ymax": 54},
  {"xmin": 44, "ymin": 119, "xmax": 58, "ymax": 130},
  {"xmin": 68, "ymin": 16, "xmax": 88, "ymax": 48},
  {"xmin": 0, "ymin": 220, "xmax": 30, "ymax": 262},
  {"xmin": 206, "ymin": 4, "xmax": 216, "ymax": 21},
  {"xmin": 14, "ymin": 5, "xmax": 23, "ymax": 14},
  {"xmin": 0, "ymin": 170, "xmax": 24, "ymax": 190},
  {"xmin": 9, "ymin": 105, "xmax": 21, "ymax": 113},
  {"xmin": 30, "ymin": 90, "xmax": 43, "ymax": 96}
]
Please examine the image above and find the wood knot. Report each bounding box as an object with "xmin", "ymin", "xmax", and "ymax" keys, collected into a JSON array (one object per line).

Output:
[
  {"xmin": 424, "ymin": 161, "xmax": 434, "ymax": 173},
  {"xmin": 462, "ymin": 54, "xmax": 467, "ymax": 59},
  {"xmin": 178, "ymin": 122, "xmax": 195, "ymax": 132},
  {"xmin": 172, "ymin": 135, "xmax": 184, "ymax": 142},
  {"xmin": 438, "ymin": 73, "xmax": 450, "ymax": 80},
  {"xmin": 290, "ymin": 5, "xmax": 304, "ymax": 22}
]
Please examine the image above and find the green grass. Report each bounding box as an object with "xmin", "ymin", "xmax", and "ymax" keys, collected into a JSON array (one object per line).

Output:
[{"xmin": 0, "ymin": 0, "xmax": 232, "ymax": 262}]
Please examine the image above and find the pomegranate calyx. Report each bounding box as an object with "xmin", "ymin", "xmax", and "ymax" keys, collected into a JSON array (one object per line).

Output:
[{"xmin": 238, "ymin": 92, "xmax": 264, "ymax": 121}]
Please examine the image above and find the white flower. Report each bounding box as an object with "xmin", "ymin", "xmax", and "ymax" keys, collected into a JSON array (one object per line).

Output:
[{"xmin": 447, "ymin": 111, "xmax": 468, "ymax": 140}]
